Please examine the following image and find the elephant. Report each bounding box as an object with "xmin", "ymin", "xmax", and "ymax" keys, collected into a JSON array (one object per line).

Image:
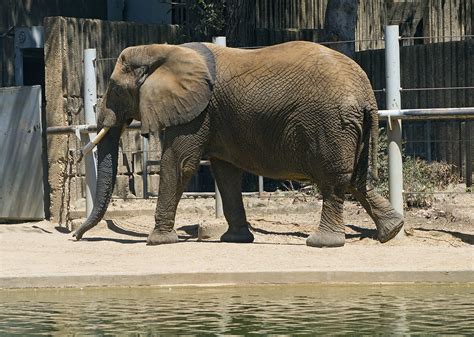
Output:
[{"xmin": 73, "ymin": 41, "xmax": 404, "ymax": 247}]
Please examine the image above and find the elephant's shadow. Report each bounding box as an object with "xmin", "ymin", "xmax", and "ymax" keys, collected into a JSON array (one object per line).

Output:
[
  {"xmin": 345, "ymin": 224, "xmax": 378, "ymax": 240},
  {"xmin": 100, "ymin": 221, "xmax": 378, "ymax": 243},
  {"xmin": 78, "ymin": 220, "xmax": 474, "ymax": 246}
]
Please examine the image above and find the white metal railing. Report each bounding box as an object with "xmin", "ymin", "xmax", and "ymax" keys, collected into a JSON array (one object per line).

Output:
[{"xmin": 45, "ymin": 26, "xmax": 474, "ymax": 221}]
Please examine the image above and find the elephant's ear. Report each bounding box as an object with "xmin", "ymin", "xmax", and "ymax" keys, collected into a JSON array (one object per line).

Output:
[{"xmin": 134, "ymin": 44, "xmax": 214, "ymax": 134}]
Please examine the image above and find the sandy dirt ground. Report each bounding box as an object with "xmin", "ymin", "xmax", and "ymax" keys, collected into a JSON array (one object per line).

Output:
[
  {"xmin": 71, "ymin": 186, "xmax": 474, "ymax": 247},
  {"xmin": 1, "ymin": 187, "xmax": 473, "ymax": 288}
]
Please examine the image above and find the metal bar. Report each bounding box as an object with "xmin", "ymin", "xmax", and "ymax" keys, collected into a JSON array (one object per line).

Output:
[
  {"xmin": 97, "ymin": 57, "xmax": 118, "ymax": 61},
  {"xmin": 83, "ymin": 49, "xmax": 98, "ymax": 217},
  {"xmin": 319, "ymin": 37, "xmax": 384, "ymax": 45},
  {"xmin": 214, "ymin": 181, "xmax": 224, "ymax": 218},
  {"xmin": 401, "ymin": 86, "xmax": 474, "ymax": 92},
  {"xmin": 384, "ymin": 26, "xmax": 405, "ymax": 233},
  {"xmin": 213, "ymin": 36, "xmax": 226, "ymax": 218},
  {"xmin": 46, "ymin": 108, "xmax": 474, "ymax": 135},
  {"xmin": 47, "ymin": 125, "xmax": 98, "ymax": 134},
  {"xmin": 379, "ymin": 107, "xmax": 474, "ymax": 120},
  {"xmin": 143, "ymin": 137, "xmax": 149, "ymax": 199},
  {"xmin": 400, "ymin": 34, "xmax": 474, "ymax": 40},
  {"xmin": 46, "ymin": 121, "xmax": 141, "ymax": 134},
  {"xmin": 184, "ymin": 192, "xmax": 260, "ymax": 197},
  {"xmin": 147, "ymin": 192, "xmax": 260, "ymax": 198},
  {"xmin": 258, "ymin": 175, "xmax": 264, "ymax": 197}
]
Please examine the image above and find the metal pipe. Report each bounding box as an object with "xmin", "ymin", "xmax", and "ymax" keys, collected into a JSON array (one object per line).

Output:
[
  {"xmin": 182, "ymin": 192, "xmax": 260, "ymax": 197},
  {"xmin": 379, "ymin": 107, "xmax": 474, "ymax": 120},
  {"xmin": 45, "ymin": 108, "xmax": 474, "ymax": 135},
  {"xmin": 143, "ymin": 137, "xmax": 149, "ymax": 199},
  {"xmin": 83, "ymin": 49, "xmax": 98, "ymax": 217},
  {"xmin": 258, "ymin": 175, "xmax": 264, "ymax": 197},
  {"xmin": 213, "ymin": 36, "xmax": 226, "ymax": 218},
  {"xmin": 214, "ymin": 181, "xmax": 224, "ymax": 218},
  {"xmin": 46, "ymin": 120, "xmax": 141, "ymax": 134},
  {"xmin": 384, "ymin": 26, "xmax": 405, "ymax": 237}
]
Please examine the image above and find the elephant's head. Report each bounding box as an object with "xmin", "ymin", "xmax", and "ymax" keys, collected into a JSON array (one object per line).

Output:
[{"xmin": 73, "ymin": 44, "xmax": 215, "ymax": 240}]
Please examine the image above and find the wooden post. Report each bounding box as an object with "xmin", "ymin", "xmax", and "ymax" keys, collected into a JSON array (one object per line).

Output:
[{"xmin": 466, "ymin": 121, "xmax": 472, "ymax": 187}]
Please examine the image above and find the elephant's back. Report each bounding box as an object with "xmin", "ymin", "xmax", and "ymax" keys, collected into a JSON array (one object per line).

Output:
[
  {"xmin": 204, "ymin": 41, "xmax": 376, "ymax": 181},
  {"xmin": 206, "ymin": 41, "xmax": 372, "ymax": 100}
]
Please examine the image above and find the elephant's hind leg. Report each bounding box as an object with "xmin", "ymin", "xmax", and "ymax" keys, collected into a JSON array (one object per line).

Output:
[
  {"xmin": 210, "ymin": 159, "xmax": 254, "ymax": 243},
  {"xmin": 306, "ymin": 187, "xmax": 346, "ymax": 248},
  {"xmin": 349, "ymin": 186, "xmax": 404, "ymax": 243}
]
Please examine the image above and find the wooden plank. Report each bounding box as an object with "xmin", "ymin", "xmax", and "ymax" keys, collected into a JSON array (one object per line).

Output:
[{"xmin": 466, "ymin": 121, "xmax": 473, "ymax": 187}]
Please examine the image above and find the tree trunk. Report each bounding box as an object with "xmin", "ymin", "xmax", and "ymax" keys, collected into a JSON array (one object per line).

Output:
[
  {"xmin": 323, "ymin": 0, "xmax": 358, "ymax": 58},
  {"xmin": 226, "ymin": 0, "xmax": 256, "ymax": 47}
]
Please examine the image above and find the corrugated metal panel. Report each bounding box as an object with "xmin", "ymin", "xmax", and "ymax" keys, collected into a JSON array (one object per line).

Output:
[{"xmin": 0, "ymin": 86, "xmax": 44, "ymax": 220}]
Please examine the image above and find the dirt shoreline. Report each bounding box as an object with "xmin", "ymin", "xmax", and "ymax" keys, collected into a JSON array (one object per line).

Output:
[{"xmin": 1, "ymin": 191, "xmax": 473, "ymax": 289}]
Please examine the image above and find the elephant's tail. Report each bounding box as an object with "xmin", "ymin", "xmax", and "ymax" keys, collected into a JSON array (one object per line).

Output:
[{"xmin": 369, "ymin": 106, "xmax": 379, "ymax": 181}]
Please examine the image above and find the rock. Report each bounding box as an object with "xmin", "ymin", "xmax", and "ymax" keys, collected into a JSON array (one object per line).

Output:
[
  {"xmin": 197, "ymin": 219, "xmax": 227, "ymax": 241},
  {"xmin": 68, "ymin": 218, "xmax": 108, "ymax": 232},
  {"xmin": 75, "ymin": 198, "xmax": 86, "ymax": 210}
]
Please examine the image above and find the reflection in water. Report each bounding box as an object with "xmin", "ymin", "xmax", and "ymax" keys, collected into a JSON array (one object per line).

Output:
[{"xmin": 1, "ymin": 284, "xmax": 473, "ymax": 335}]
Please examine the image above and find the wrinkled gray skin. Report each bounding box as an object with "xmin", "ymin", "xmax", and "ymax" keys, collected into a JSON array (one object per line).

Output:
[{"xmin": 74, "ymin": 41, "xmax": 403, "ymax": 247}]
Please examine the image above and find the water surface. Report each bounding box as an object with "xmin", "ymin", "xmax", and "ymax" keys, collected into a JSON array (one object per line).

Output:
[{"xmin": 1, "ymin": 284, "xmax": 473, "ymax": 335}]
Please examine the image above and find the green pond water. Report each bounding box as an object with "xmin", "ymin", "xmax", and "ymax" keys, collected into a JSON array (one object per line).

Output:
[{"xmin": 1, "ymin": 284, "xmax": 473, "ymax": 335}]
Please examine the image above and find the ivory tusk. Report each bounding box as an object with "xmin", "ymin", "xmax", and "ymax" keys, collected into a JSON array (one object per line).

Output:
[{"xmin": 82, "ymin": 127, "xmax": 110, "ymax": 155}]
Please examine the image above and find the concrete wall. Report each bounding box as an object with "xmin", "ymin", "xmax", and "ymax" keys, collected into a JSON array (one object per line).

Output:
[
  {"xmin": 44, "ymin": 16, "xmax": 182, "ymax": 223},
  {"xmin": 0, "ymin": 0, "xmax": 107, "ymax": 87}
]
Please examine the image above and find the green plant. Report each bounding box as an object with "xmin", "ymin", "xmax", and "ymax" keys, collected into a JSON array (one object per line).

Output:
[
  {"xmin": 186, "ymin": 0, "xmax": 226, "ymax": 40},
  {"xmin": 375, "ymin": 128, "xmax": 460, "ymax": 208}
]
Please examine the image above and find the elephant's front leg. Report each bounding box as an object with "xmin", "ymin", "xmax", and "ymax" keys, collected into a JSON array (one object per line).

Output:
[
  {"xmin": 210, "ymin": 159, "xmax": 254, "ymax": 243},
  {"xmin": 306, "ymin": 189, "xmax": 346, "ymax": 248},
  {"xmin": 147, "ymin": 134, "xmax": 204, "ymax": 245}
]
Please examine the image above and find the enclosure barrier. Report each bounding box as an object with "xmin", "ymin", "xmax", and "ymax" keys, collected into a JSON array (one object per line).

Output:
[
  {"xmin": 46, "ymin": 107, "xmax": 474, "ymax": 218},
  {"xmin": 46, "ymin": 26, "xmax": 474, "ymax": 220}
]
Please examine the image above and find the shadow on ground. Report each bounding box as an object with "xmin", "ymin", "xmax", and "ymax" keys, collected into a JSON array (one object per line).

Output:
[
  {"xmin": 249, "ymin": 223, "xmax": 308, "ymax": 238},
  {"xmin": 345, "ymin": 224, "xmax": 377, "ymax": 240},
  {"xmin": 415, "ymin": 227, "xmax": 474, "ymax": 245}
]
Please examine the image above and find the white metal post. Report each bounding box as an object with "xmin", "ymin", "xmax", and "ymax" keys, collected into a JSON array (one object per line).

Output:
[
  {"xmin": 384, "ymin": 26, "xmax": 405, "ymax": 224},
  {"xmin": 83, "ymin": 49, "xmax": 98, "ymax": 217},
  {"xmin": 143, "ymin": 137, "xmax": 148, "ymax": 198},
  {"xmin": 212, "ymin": 36, "xmax": 226, "ymax": 218}
]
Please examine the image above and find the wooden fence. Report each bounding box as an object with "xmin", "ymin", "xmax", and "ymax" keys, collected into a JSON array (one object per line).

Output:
[{"xmin": 356, "ymin": 39, "xmax": 474, "ymax": 172}]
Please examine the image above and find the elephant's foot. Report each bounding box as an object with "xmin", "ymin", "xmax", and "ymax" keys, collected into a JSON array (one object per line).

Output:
[
  {"xmin": 220, "ymin": 226, "xmax": 254, "ymax": 243},
  {"xmin": 147, "ymin": 228, "xmax": 179, "ymax": 245},
  {"xmin": 377, "ymin": 212, "xmax": 404, "ymax": 243},
  {"xmin": 306, "ymin": 230, "xmax": 345, "ymax": 248}
]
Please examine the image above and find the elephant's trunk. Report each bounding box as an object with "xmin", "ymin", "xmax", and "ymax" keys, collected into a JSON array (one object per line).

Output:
[{"xmin": 73, "ymin": 127, "xmax": 121, "ymax": 240}]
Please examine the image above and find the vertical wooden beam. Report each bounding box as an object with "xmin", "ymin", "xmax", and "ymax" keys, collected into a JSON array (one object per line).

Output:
[{"xmin": 466, "ymin": 121, "xmax": 473, "ymax": 187}]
